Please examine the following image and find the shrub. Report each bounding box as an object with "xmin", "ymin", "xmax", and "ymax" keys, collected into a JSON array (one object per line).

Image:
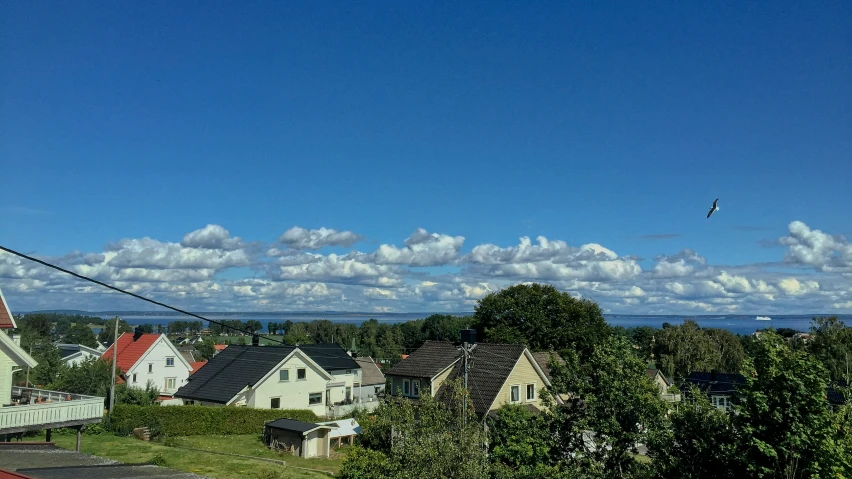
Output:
[
  {"xmin": 147, "ymin": 453, "xmax": 167, "ymax": 466},
  {"xmin": 107, "ymin": 405, "xmax": 319, "ymax": 436}
]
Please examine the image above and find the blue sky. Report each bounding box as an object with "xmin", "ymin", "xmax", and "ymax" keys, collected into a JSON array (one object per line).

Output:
[{"xmin": 1, "ymin": 2, "xmax": 851, "ymax": 314}]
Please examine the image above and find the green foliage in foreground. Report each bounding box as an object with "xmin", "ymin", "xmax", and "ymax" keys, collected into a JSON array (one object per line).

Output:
[{"xmin": 108, "ymin": 404, "xmax": 319, "ymax": 437}]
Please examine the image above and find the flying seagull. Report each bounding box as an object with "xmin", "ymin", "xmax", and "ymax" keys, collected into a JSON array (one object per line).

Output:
[{"xmin": 706, "ymin": 198, "xmax": 719, "ymax": 218}]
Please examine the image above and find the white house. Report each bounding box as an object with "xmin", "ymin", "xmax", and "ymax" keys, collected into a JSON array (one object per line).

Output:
[
  {"xmin": 175, "ymin": 343, "xmax": 361, "ymax": 417},
  {"xmin": 56, "ymin": 344, "xmax": 104, "ymax": 366},
  {"xmin": 100, "ymin": 331, "xmax": 193, "ymax": 397},
  {"xmin": 353, "ymin": 357, "xmax": 385, "ymax": 403}
]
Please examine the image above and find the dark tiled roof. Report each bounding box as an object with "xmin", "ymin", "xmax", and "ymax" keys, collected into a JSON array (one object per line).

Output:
[
  {"xmin": 175, "ymin": 344, "xmax": 359, "ymax": 403},
  {"xmin": 298, "ymin": 344, "xmax": 360, "ymax": 371},
  {"xmin": 828, "ymin": 381, "xmax": 848, "ymax": 406},
  {"xmin": 531, "ymin": 351, "xmax": 565, "ymax": 381},
  {"xmin": 265, "ymin": 418, "xmax": 329, "ymax": 434},
  {"xmin": 384, "ymin": 341, "xmax": 462, "ymax": 378},
  {"xmin": 354, "ymin": 357, "xmax": 386, "ymax": 385},
  {"xmin": 437, "ymin": 343, "xmax": 528, "ymax": 416},
  {"xmin": 175, "ymin": 345, "xmax": 297, "ymax": 403},
  {"xmin": 682, "ymin": 372, "xmax": 745, "ymax": 395}
]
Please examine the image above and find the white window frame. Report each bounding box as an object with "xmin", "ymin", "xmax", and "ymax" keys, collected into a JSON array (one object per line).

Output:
[
  {"xmin": 279, "ymin": 369, "xmax": 290, "ymax": 382},
  {"xmin": 510, "ymin": 385, "xmax": 521, "ymax": 403},
  {"xmin": 308, "ymin": 392, "xmax": 323, "ymax": 405},
  {"xmin": 132, "ymin": 373, "xmax": 137, "ymax": 383},
  {"xmin": 270, "ymin": 397, "xmax": 281, "ymax": 409},
  {"xmin": 412, "ymin": 379, "xmax": 421, "ymax": 398},
  {"xmin": 148, "ymin": 363, "xmax": 153, "ymax": 373},
  {"xmin": 297, "ymin": 368, "xmax": 307, "ymax": 380},
  {"xmin": 526, "ymin": 383, "xmax": 536, "ymax": 402},
  {"xmin": 403, "ymin": 379, "xmax": 411, "ymax": 396},
  {"xmin": 165, "ymin": 377, "xmax": 176, "ymax": 390},
  {"xmin": 166, "ymin": 357, "xmax": 175, "ymax": 367}
]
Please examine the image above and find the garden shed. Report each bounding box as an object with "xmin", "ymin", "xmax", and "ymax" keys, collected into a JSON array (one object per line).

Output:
[{"xmin": 262, "ymin": 418, "xmax": 333, "ymax": 458}]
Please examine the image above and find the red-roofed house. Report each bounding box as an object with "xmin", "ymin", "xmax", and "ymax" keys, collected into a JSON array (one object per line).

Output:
[
  {"xmin": 101, "ymin": 331, "xmax": 193, "ymax": 397},
  {"xmin": 0, "ymin": 288, "xmax": 17, "ymax": 330}
]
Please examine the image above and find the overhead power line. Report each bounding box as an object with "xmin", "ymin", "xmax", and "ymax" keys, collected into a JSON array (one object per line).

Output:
[{"xmin": 0, "ymin": 245, "xmax": 286, "ymax": 345}]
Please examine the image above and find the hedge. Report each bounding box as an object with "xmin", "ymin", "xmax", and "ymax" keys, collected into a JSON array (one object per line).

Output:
[{"xmin": 107, "ymin": 405, "xmax": 319, "ymax": 437}]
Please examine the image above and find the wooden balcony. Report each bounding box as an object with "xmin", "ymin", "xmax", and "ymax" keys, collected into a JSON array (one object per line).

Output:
[{"xmin": 0, "ymin": 387, "xmax": 104, "ymax": 435}]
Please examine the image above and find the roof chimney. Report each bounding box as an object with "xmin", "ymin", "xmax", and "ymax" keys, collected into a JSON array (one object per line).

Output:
[{"xmin": 133, "ymin": 327, "xmax": 144, "ymax": 342}]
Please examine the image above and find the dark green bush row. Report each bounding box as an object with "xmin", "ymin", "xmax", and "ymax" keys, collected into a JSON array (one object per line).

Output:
[{"xmin": 107, "ymin": 405, "xmax": 319, "ymax": 437}]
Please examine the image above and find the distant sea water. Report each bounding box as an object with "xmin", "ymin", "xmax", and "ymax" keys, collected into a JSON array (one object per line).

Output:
[{"xmin": 85, "ymin": 312, "xmax": 852, "ymax": 337}]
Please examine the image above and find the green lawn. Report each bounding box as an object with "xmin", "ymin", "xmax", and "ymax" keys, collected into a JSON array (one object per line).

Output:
[{"xmin": 53, "ymin": 433, "xmax": 344, "ymax": 479}]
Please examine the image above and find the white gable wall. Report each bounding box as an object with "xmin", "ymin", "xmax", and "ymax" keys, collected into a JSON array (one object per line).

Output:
[
  {"xmin": 248, "ymin": 352, "xmax": 331, "ymax": 416},
  {"xmin": 126, "ymin": 337, "xmax": 192, "ymax": 395},
  {"xmin": 63, "ymin": 349, "xmax": 102, "ymax": 366}
]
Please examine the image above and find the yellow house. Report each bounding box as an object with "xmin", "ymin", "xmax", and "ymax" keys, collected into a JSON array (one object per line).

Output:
[{"xmin": 385, "ymin": 340, "xmax": 563, "ymax": 416}]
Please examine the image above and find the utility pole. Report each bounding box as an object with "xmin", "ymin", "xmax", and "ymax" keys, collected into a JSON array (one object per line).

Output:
[
  {"xmin": 462, "ymin": 339, "xmax": 470, "ymax": 426},
  {"xmin": 26, "ymin": 345, "xmax": 32, "ymax": 387},
  {"xmin": 108, "ymin": 318, "xmax": 119, "ymax": 415}
]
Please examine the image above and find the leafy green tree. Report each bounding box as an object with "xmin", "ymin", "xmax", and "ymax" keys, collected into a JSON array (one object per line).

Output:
[
  {"xmin": 629, "ymin": 326, "xmax": 657, "ymax": 361},
  {"xmin": 808, "ymin": 316, "xmax": 852, "ymax": 382},
  {"xmin": 339, "ymin": 379, "xmax": 488, "ymax": 479},
  {"xmin": 115, "ymin": 381, "xmax": 159, "ymax": 406},
  {"xmin": 283, "ymin": 322, "xmax": 310, "ymax": 344},
  {"xmin": 169, "ymin": 321, "xmax": 186, "ymax": 335},
  {"xmin": 52, "ymin": 357, "xmax": 114, "ymax": 398},
  {"xmin": 267, "ymin": 321, "xmax": 278, "ymax": 334},
  {"xmin": 98, "ymin": 317, "xmax": 132, "ymax": 344},
  {"xmin": 735, "ymin": 330, "xmax": 847, "ymax": 478},
  {"xmin": 422, "ymin": 314, "xmax": 471, "ymax": 343},
  {"xmin": 705, "ymin": 328, "xmax": 746, "ymax": 374},
  {"xmin": 63, "ymin": 323, "xmax": 98, "ymax": 348},
  {"xmin": 648, "ymin": 385, "xmax": 739, "ymax": 479},
  {"xmin": 18, "ymin": 314, "xmax": 53, "ymax": 339},
  {"xmin": 550, "ymin": 335, "xmax": 665, "ymax": 478},
  {"xmin": 654, "ymin": 320, "xmax": 719, "ymax": 380},
  {"xmin": 138, "ymin": 323, "xmax": 155, "ymax": 334},
  {"xmin": 27, "ymin": 341, "xmax": 64, "ymax": 387},
  {"xmin": 244, "ymin": 320, "xmax": 263, "ymax": 335},
  {"xmin": 487, "ymin": 404, "xmax": 563, "ymax": 478},
  {"xmin": 195, "ymin": 339, "xmax": 216, "ymax": 360},
  {"xmin": 474, "ymin": 283, "xmax": 609, "ymax": 361},
  {"xmin": 281, "ymin": 320, "xmax": 293, "ymax": 335}
]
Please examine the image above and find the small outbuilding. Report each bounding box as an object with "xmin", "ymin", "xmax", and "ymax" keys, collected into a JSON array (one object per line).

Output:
[
  {"xmin": 317, "ymin": 418, "xmax": 361, "ymax": 448},
  {"xmin": 263, "ymin": 418, "xmax": 333, "ymax": 458}
]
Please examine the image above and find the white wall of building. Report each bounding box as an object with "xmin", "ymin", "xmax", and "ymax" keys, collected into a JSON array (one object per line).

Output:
[
  {"xmin": 63, "ymin": 349, "xmax": 101, "ymax": 366},
  {"xmin": 126, "ymin": 336, "xmax": 192, "ymax": 395}
]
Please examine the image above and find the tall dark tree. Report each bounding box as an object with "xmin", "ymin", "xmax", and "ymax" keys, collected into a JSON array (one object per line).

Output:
[
  {"xmin": 474, "ymin": 283, "xmax": 609, "ymax": 361},
  {"xmin": 267, "ymin": 321, "xmax": 278, "ymax": 335},
  {"xmin": 808, "ymin": 316, "xmax": 852, "ymax": 382},
  {"xmin": 63, "ymin": 323, "xmax": 98, "ymax": 348},
  {"xmin": 138, "ymin": 323, "xmax": 155, "ymax": 334},
  {"xmin": 244, "ymin": 320, "xmax": 263, "ymax": 335}
]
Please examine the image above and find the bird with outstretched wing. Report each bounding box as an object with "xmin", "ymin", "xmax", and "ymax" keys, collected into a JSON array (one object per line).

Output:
[{"xmin": 707, "ymin": 198, "xmax": 719, "ymax": 218}]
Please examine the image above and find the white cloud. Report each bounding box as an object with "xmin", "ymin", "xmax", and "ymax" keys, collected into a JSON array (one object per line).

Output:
[
  {"xmin": 3, "ymin": 220, "xmax": 852, "ymax": 315},
  {"xmin": 372, "ymin": 228, "xmax": 464, "ymax": 266},
  {"xmin": 181, "ymin": 224, "xmax": 245, "ymax": 250},
  {"xmin": 780, "ymin": 221, "xmax": 852, "ymax": 273},
  {"xmin": 279, "ymin": 227, "xmax": 363, "ymax": 250}
]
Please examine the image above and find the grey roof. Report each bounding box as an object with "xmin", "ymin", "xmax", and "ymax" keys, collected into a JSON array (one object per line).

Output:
[
  {"xmin": 384, "ymin": 341, "xmax": 462, "ymax": 378},
  {"xmin": 683, "ymin": 372, "xmax": 745, "ymax": 395},
  {"xmin": 436, "ymin": 343, "xmax": 529, "ymax": 416},
  {"xmin": 175, "ymin": 344, "xmax": 360, "ymax": 404},
  {"xmin": 56, "ymin": 344, "xmax": 102, "ymax": 360},
  {"xmin": 354, "ymin": 357, "xmax": 386, "ymax": 385},
  {"xmin": 0, "ymin": 444, "xmax": 208, "ymax": 479},
  {"xmin": 531, "ymin": 351, "xmax": 565, "ymax": 381},
  {"xmin": 265, "ymin": 418, "xmax": 330, "ymax": 434}
]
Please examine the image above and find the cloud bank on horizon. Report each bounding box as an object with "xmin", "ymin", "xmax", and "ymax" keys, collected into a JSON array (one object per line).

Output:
[{"xmin": 1, "ymin": 220, "xmax": 851, "ymax": 315}]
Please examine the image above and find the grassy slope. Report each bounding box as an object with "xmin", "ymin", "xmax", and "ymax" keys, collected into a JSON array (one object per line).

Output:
[{"xmin": 53, "ymin": 433, "xmax": 341, "ymax": 479}]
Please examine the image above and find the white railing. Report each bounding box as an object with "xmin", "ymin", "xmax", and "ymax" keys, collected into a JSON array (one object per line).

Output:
[{"xmin": 0, "ymin": 387, "xmax": 104, "ymax": 432}]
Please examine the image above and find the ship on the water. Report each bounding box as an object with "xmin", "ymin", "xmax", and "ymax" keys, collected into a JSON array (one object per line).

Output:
[{"xmin": 756, "ymin": 316, "xmax": 772, "ymax": 321}]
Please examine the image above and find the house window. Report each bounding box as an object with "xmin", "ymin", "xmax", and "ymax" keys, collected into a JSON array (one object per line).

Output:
[
  {"xmin": 297, "ymin": 368, "xmax": 306, "ymax": 380},
  {"xmin": 510, "ymin": 385, "xmax": 520, "ymax": 403},
  {"xmin": 526, "ymin": 384, "xmax": 536, "ymax": 401},
  {"xmin": 345, "ymin": 387, "xmax": 352, "ymax": 401},
  {"xmin": 308, "ymin": 393, "xmax": 322, "ymax": 405},
  {"xmin": 403, "ymin": 379, "xmax": 411, "ymax": 396},
  {"xmin": 166, "ymin": 357, "xmax": 175, "ymax": 367},
  {"xmin": 346, "ymin": 369, "xmax": 352, "ymax": 375},
  {"xmin": 279, "ymin": 370, "xmax": 289, "ymax": 382},
  {"xmin": 165, "ymin": 378, "xmax": 176, "ymax": 390},
  {"xmin": 148, "ymin": 363, "xmax": 153, "ymax": 373},
  {"xmin": 412, "ymin": 380, "xmax": 420, "ymax": 398},
  {"xmin": 270, "ymin": 398, "xmax": 280, "ymax": 409},
  {"xmin": 132, "ymin": 373, "xmax": 137, "ymax": 383}
]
